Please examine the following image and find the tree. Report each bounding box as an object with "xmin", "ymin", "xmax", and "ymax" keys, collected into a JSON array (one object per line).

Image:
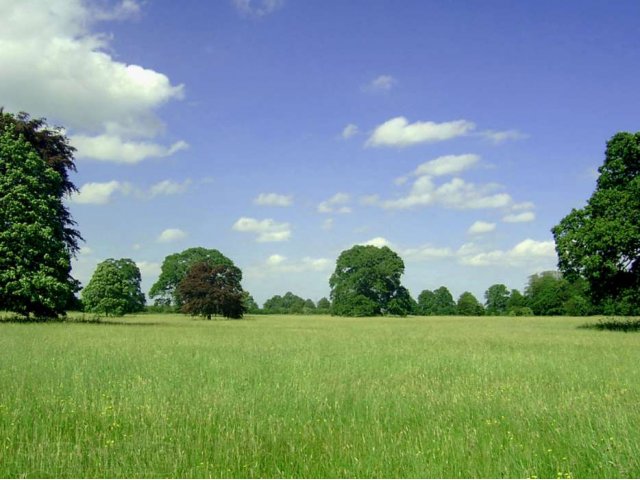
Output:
[
  {"xmin": 329, "ymin": 245, "xmax": 410, "ymax": 316},
  {"xmin": 317, "ymin": 297, "xmax": 331, "ymax": 310},
  {"xmin": 457, "ymin": 292, "xmax": 484, "ymax": 316},
  {"xmin": 484, "ymin": 284, "xmax": 510, "ymax": 315},
  {"xmin": 417, "ymin": 289, "xmax": 437, "ymax": 315},
  {"xmin": 552, "ymin": 132, "xmax": 640, "ymax": 315},
  {"xmin": 177, "ymin": 262, "xmax": 246, "ymax": 319},
  {"xmin": 243, "ymin": 292, "xmax": 260, "ymax": 314},
  {"xmin": 303, "ymin": 298, "xmax": 317, "ymax": 314},
  {"xmin": 0, "ymin": 126, "xmax": 77, "ymax": 318},
  {"xmin": 262, "ymin": 292, "xmax": 307, "ymax": 314},
  {"xmin": 81, "ymin": 259, "xmax": 145, "ymax": 316},
  {"xmin": 432, "ymin": 286, "xmax": 457, "ymax": 315},
  {"xmin": 506, "ymin": 288, "xmax": 529, "ymax": 315},
  {"xmin": 0, "ymin": 110, "xmax": 81, "ymax": 255},
  {"xmin": 149, "ymin": 247, "xmax": 234, "ymax": 307}
]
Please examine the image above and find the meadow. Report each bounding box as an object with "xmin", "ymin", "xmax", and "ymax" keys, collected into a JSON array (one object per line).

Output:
[{"xmin": 0, "ymin": 314, "xmax": 639, "ymax": 478}]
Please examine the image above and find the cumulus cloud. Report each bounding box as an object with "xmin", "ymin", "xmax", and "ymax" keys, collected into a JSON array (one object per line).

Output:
[
  {"xmin": 363, "ymin": 75, "xmax": 397, "ymax": 93},
  {"xmin": 458, "ymin": 239, "xmax": 556, "ymax": 267},
  {"xmin": 0, "ymin": 0, "xmax": 186, "ymax": 162},
  {"xmin": 362, "ymin": 237, "xmax": 392, "ymax": 248},
  {"xmin": 380, "ymin": 176, "xmax": 512, "ymax": 210},
  {"xmin": 157, "ymin": 228, "xmax": 187, "ymax": 243},
  {"xmin": 232, "ymin": 217, "xmax": 291, "ymax": 242},
  {"xmin": 468, "ymin": 221, "xmax": 497, "ymax": 235},
  {"xmin": 71, "ymin": 135, "xmax": 189, "ymax": 164},
  {"xmin": 70, "ymin": 180, "xmax": 131, "ymax": 205},
  {"xmin": 503, "ymin": 211, "xmax": 536, "ymax": 223},
  {"xmin": 415, "ymin": 154, "xmax": 480, "ymax": 177},
  {"xmin": 254, "ymin": 193, "xmax": 293, "ymax": 207},
  {"xmin": 481, "ymin": 129, "xmax": 529, "ymax": 144},
  {"xmin": 366, "ymin": 117, "xmax": 475, "ymax": 148},
  {"xmin": 149, "ymin": 179, "xmax": 192, "ymax": 197},
  {"xmin": 341, "ymin": 123, "xmax": 359, "ymax": 139},
  {"xmin": 403, "ymin": 245, "xmax": 455, "ymax": 261},
  {"xmin": 318, "ymin": 193, "xmax": 352, "ymax": 214},
  {"xmin": 233, "ymin": 0, "xmax": 284, "ymax": 17}
]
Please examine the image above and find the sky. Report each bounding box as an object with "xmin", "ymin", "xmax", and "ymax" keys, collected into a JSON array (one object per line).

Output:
[{"xmin": 1, "ymin": 0, "xmax": 639, "ymax": 306}]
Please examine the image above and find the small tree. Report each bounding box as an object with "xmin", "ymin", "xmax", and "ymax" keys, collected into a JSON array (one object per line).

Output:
[
  {"xmin": 177, "ymin": 262, "xmax": 246, "ymax": 319},
  {"xmin": 417, "ymin": 289, "xmax": 436, "ymax": 315},
  {"xmin": 82, "ymin": 259, "xmax": 145, "ymax": 316},
  {"xmin": 432, "ymin": 286, "xmax": 457, "ymax": 315},
  {"xmin": 243, "ymin": 292, "xmax": 260, "ymax": 314},
  {"xmin": 484, "ymin": 284, "xmax": 510, "ymax": 315},
  {"xmin": 316, "ymin": 297, "xmax": 331, "ymax": 313},
  {"xmin": 457, "ymin": 292, "xmax": 484, "ymax": 316}
]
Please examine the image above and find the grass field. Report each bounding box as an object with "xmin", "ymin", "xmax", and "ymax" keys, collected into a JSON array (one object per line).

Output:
[{"xmin": 0, "ymin": 314, "xmax": 639, "ymax": 478}]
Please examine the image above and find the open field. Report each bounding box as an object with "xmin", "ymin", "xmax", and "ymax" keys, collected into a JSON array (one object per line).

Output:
[{"xmin": 0, "ymin": 314, "xmax": 639, "ymax": 478}]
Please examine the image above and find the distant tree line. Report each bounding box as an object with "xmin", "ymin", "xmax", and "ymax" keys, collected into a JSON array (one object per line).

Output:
[{"xmin": 0, "ymin": 108, "xmax": 638, "ymax": 321}]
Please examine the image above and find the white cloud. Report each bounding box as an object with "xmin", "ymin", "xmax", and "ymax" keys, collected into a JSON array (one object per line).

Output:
[
  {"xmin": 363, "ymin": 75, "xmax": 397, "ymax": 93},
  {"xmin": 78, "ymin": 246, "xmax": 93, "ymax": 256},
  {"xmin": 71, "ymin": 180, "xmax": 131, "ymax": 205},
  {"xmin": 481, "ymin": 129, "xmax": 529, "ymax": 144},
  {"xmin": 381, "ymin": 176, "xmax": 512, "ymax": 210},
  {"xmin": 403, "ymin": 245, "xmax": 455, "ymax": 261},
  {"xmin": 366, "ymin": 117, "xmax": 476, "ymax": 148},
  {"xmin": 511, "ymin": 201, "xmax": 536, "ymax": 211},
  {"xmin": 458, "ymin": 239, "xmax": 556, "ymax": 267},
  {"xmin": 503, "ymin": 211, "xmax": 536, "ymax": 223},
  {"xmin": 157, "ymin": 228, "xmax": 187, "ymax": 243},
  {"xmin": 415, "ymin": 154, "xmax": 480, "ymax": 177},
  {"xmin": 362, "ymin": 237, "xmax": 392, "ymax": 248},
  {"xmin": 0, "ymin": 0, "xmax": 185, "ymax": 159},
  {"xmin": 318, "ymin": 193, "xmax": 352, "ymax": 214},
  {"xmin": 71, "ymin": 134, "xmax": 188, "ymax": 164},
  {"xmin": 254, "ymin": 193, "xmax": 293, "ymax": 207},
  {"xmin": 468, "ymin": 221, "xmax": 496, "ymax": 235},
  {"xmin": 232, "ymin": 217, "xmax": 291, "ymax": 242},
  {"xmin": 233, "ymin": 0, "xmax": 284, "ymax": 17},
  {"xmin": 149, "ymin": 179, "xmax": 192, "ymax": 197},
  {"xmin": 359, "ymin": 194, "xmax": 380, "ymax": 206},
  {"xmin": 266, "ymin": 254, "xmax": 286, "ymax": 266},
  {"xmin": 248, "ymin": 255, "xmax": 331, "ymax": 279},
  {"xmin": 136, "ymin": 260, "xmax": 161, "ymax": 280},
  {"xmin": 341, "ymin": 123, "xmax": 359, "ymax": 139}
]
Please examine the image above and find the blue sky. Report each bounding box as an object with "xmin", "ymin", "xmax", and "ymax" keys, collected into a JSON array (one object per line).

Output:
[{"xmin": 2, "ymin": 0, "xmax": 639, "ymax": 305}]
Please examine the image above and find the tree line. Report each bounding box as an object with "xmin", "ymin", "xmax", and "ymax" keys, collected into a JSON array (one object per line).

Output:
[{"xmin": 1, "ymin": 110, "xmax": 638, "ymax": 320}]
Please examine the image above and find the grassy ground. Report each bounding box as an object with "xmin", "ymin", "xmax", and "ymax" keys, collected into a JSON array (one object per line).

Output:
[{"xmin": 0, "ymin": 313, "xmax": 639, "ymax": 478}]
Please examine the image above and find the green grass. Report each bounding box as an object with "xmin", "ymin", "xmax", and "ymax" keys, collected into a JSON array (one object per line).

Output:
[{"xmin": 1, "ymin": 314, "xmax": 639, "ymax": 478}]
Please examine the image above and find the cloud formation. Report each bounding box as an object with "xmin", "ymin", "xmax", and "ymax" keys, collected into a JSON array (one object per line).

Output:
[
  {"xmin": 468, "ymin": 221, "xmax": 497, "ymax": 235},
  {"xmin": 71, "ymin": 180, "xmax": 131, "ymax": 205},
  {"xmin": 157, "ymin": 228, "xmax": 188, "ymax": 243},
  {"xmin": 458, "ymin": 239, "xmax": 556, "ymax": 267},
  {"xmin": 232, "ymin": 217, "xmax": 291, "ymax": 242},
  {"xmin": 481, "ymin": 129, "xmax": 529, "ymax": 144},
  {"xmin": 503, "ymin": 211, "xmax": 536, "ymax": 223},
  {"xmin": 363, "ymin": 75, "xmax": 397, "ymax": 93},
  {"xmin": 71, "ymin": 135, "xmax": 188, "ymax": 164},
  {"xmin": 254, "ymin": 193, "xmax": 293, "ymax": 207},
  {"xmin": 366, "ymin": 117, "xmax": 475, "ymax": 148},
  {"xmin": 233, "ymin": 0, "xmax": 284, "ymax": 17},
  {"xmin": 341, "ymin": 123, "xmax": 359, "ymax": 139},
  {"xmin": 318, "ymin": 193, "xmax": 352, "ymax": 214}
]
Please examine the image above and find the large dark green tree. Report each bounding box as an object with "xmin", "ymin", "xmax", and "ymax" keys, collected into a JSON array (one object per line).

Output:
[
  {"xmin": 149, "ymin": 247, "xmax": 234, "ymax": 307},
  {"xmin": 0, "ymin": 126, "xmax": 77, "ymax": 318},
  {"xmin": 177, "ymin": 262, "xmax": 246, "ymax": 319},
  {"xmin": 432, "ymin": 286, "xmax": 457, "ymax": 315},
  {"xmin": 457, "ymin": 291, "xmax": 484, "ymax": 316},
  {"xmin": 553, "ymin": 132, "xmax": 640, "ymax": 315},
  {"xmin": 417, "ymin": 289, "xmax": 437, "ymax": 315},
  {"xmin": 82, "ymin": 259, "xmax": 145, "ymax": 316},
  {"xmin": 484, "ymin": 284, "xmax": 510, "ymax": 315},
  {"xmin": 329, "ymin": 245, "xmax": 410, "ymax": 316}
]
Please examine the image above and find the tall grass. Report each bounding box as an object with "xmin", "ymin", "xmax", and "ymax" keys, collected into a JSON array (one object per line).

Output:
[{"xmin": 0, "ymin": 314, "xmax": 639, "ymax": 477}]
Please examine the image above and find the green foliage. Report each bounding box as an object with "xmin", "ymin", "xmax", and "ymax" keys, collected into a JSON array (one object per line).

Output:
[
  {"xmin": 524, "ymin": 271, "xmax": 592, "ymax": 316},
  {"xmin": 81, "ymin": 259, "xmax": 145, "ymax": 316},
  {"xmin": 457, "ymin": 291, "xmax": 484, "ymax": 316},
  {"xmin": 0, "ymin": 110, "xmax": 81, "ymax": 254},
  {"xmin": 508, "ymin": 306, "xmax": 534, "ymax": 316},
  {"xmin": 0, "ymin": 127, "xmax": 76, "ymax": 318},
  {"xmin": 553, "ymin": 131, "xmax": 640, "ymax": 315},
  {"xmin": 263, "ymin": 292, "xmax": 308, "ymax": 314},
  {"xmin": 330, "ymin": 245, "xmax": 410, "ymax": 316},
  {"xmin": 506, "ymin": 289, "xmax": 526, "ymax": 311},
  {"xmin": 432, "ymin": 286, "xmax": 457, "ymax": 315},
  {"xmin": 243, "ymin": 292, "xmax": 260, "ymax": 314},
  {"xmin": 177, "ymin": 262, "xmax": 246, "ymax": 319},
  {"xmin": 316, "ymin": 297, "xmax": 331, "ymax": 314},
  {"xmin": 484, "ymin": 284, "xmax": 510, "ymax": 315},
  {"xmin": 149, "ymin": 247, "xmax": 234, "ymax": 307},
  {"xmin": 417, "ymin": 289, "xmax": 436, "ymax": 315}
]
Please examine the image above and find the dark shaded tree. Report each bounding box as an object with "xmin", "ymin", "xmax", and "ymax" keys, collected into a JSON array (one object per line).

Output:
[
  {"xmin": 177, "ymin": 262, "xmax": 246, "ymax": 319},
  {"xmin": 457, "ymin": 291, "xmax": 484, "ymax": 316},
  {"xmin": 417, "ymin": 289, "xmax": 437, "ymax": 315},
  {"xmin": 149, "ymin": 247, "xmax": 234, "ymax": 307},
  {"xmin": 524, "ymin": 271, "xmax": 591, "ymax": 316},
  {"xmin": 484, "ymin": 284, "xmax": 510, "ymax": 315},
  {"xmin": 553, "ymin": 132, "xmax": 640, "ymax": 315},
  {"xmin": 432, "ymin": 286, "xmax": 457, "ymax": 315},
  {"xmin": 0, "ymin": 126, "xmax": 77, "ymax": 318},
  {"xmin": 263, "ymin": 292, "xmax": 307, "ymax": 314},
  {"xmin": 0, "ymin": 110, "xmax": 81, "ymax": 254},
  {"xmin": 316, "ymin": 297, "xmax": 331, "ymax": 313},
  {"xmin": 82, "ymin": 258, "xmax": 145, "ymax": 316},
  {"xmin": 329, "ymin": 245, "xmax": 410, "ymax": 316}
]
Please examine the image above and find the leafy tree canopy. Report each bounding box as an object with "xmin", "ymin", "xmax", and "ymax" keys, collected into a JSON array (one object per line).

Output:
[
  {"xmin": 177, "ymin": 262, "xmax": 246, "ymax": 319},
  {"xmin": 484, "ymin": 284, "xmax": 510, "ymax": 315},
  {"xmin": 432, "ymin": 286, "xmax": 457, "ymax": 315},
  {"xmin": 417, "ymin": 289, "xmax": 436, "ymax": 315},
  {"xmin": 81, "ymin": 258, "xmax": 145, "ymax": 316},
  {"xmin": 329, "ymin": 245, "xmax": 410, "ymax": 316},
  {"xmin": 263, "ymin": 292, "xmax": 308, "ymax": 314},
  {"xmin": 149, "ymin": 247, "xmax": 234, "ymax": 307},
  {"xmin": 0, "ymin": 126, "xmax": 77, "ymax": 318},
  {"xmin": 316, "ymin": 297, "xmax": 331, "ymax": 312},
  {"xmin": 553, "ymin": 132, "xmax": 640, "ymax": 315},
  {"xmin": 524, "ymin": 271, "xmax": 591, "ymax": 316},
  {"xmin": 457, "ymin": 291, "xmax": 484, "ymax": 316}
]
